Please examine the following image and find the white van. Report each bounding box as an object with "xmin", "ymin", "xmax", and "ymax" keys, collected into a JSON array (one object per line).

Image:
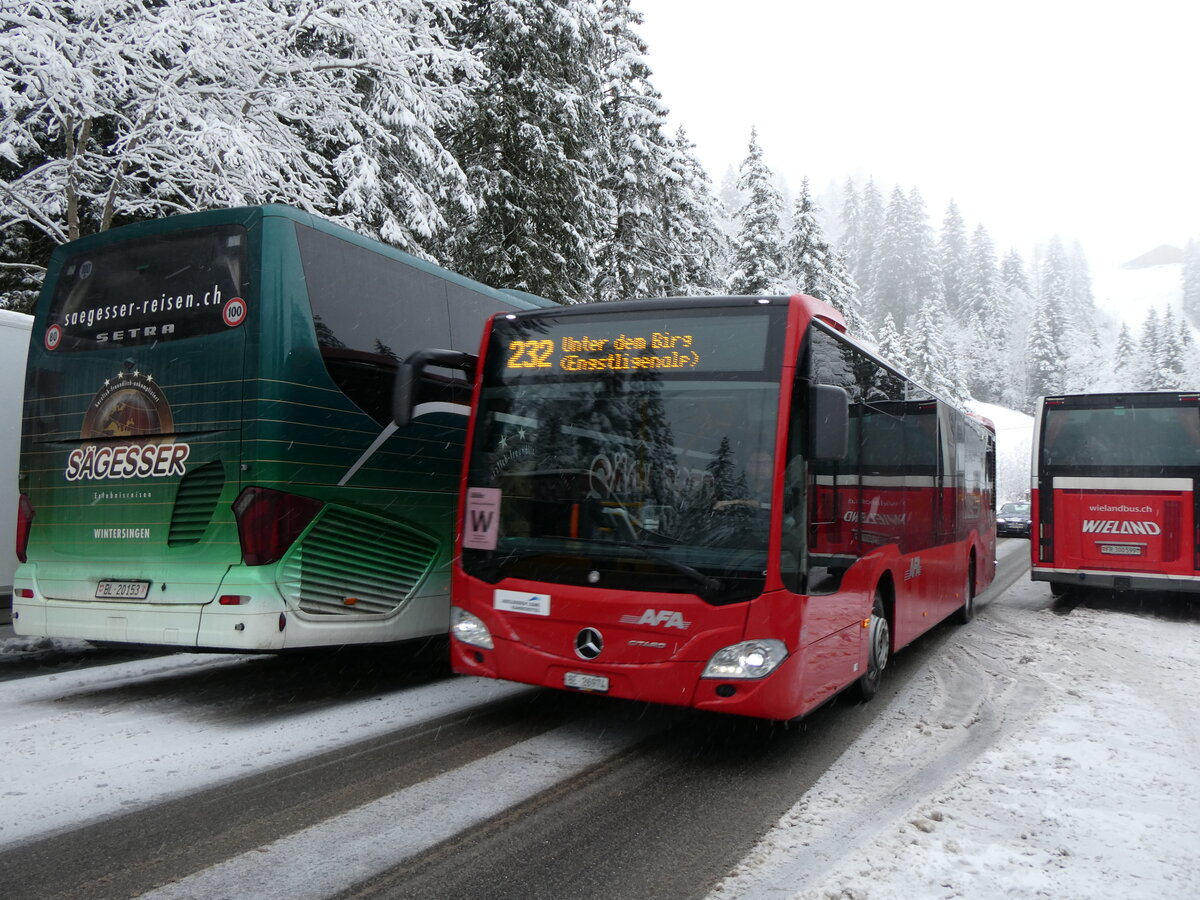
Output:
[{"xmin": 0, "ymin": 308, "xmax": 32, "ymax": 613}]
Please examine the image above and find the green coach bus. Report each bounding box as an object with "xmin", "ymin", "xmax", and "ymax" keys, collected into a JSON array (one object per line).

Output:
[{"xmin": 12, "ymin": 205, "xmax": 551, "ymax": 650}]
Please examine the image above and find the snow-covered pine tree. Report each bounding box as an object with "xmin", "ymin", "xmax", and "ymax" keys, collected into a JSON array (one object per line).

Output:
[
  {"xmin": 1183, "ymin": 239, "xmax": 1200, "ymax": 327},
  {"xmin": 904, "ymin": 189, "xmax": 944, "ymax": 319},
  {"xmin": 727, "ymin": 128, "xmax": 786, "ymax": 295},
  {"xmin": 1179, "ymin": 316, "xmax": 1200, "ymax": 387},
  {"xmin": 938, "ymin": 200, "xmax": 968, "ymax": 318},
  {"xmin": 1025, "ymin": 238, "xmax": 1077, "ymax": 405},
  {"xmin": 1059, "ymin": 240, "xmax": 1105, "ymax": 394},
  {"xmin": 1113, "ymin": 323, "xmax": 1139, "ymax": 389},
  {"xmin": 0, "ymin": 0, "xmax": 474, "ymax": 282},
  {"xmin": 1025, "ymin": 248, "xmax": 1077, "ymax": 408},
  {"xmin": 1137, "ymin": 307, "xmax": 1162, "ymax": 389},
  {"xmin": 868, "ymin": 187, "xmax": 912, "ymax": 329},
  {"xmin": 1066, "ymin": 240, "xmax": 1097, "ymax": 318},
  {"xmin": 659, "ymin": 127, "xmax": 728, "ymax": 297},
  {"xmin": 875, "ymin": 312, "xmax": 909, "ymax": 373},
  {"xmin": 1155, "ymin": 306, "xmax": 1188, "ymax": 389},
  {"xmin": 781, "ymin": 178, "xmax": 863, "ymax": 331},
  {"xmin": 995, "ymin": 249, "xmax": 1034, "ymax": 409},
  {"xmin": 961, "ymin": 225, "xmax": 998, "ymax": 323},
  {"xmin": 904, "ymin": 293, "xmax": 969, "ymax": 404},
  {"xmin": 592, "ymin": 0, "xmax": 675, "ymax": 302},
  {"xmin": 1025, "ymin": 305, "xmax": 1065, "ymax": 410},
  {"xmin": 784, "ymin": 178, "xmax": 823, "ymax": 293},
  {"xmin": 716, "ymin": 165, "xmax": 742, "ymax": 237},
  {"xmin": 856, "ymin": 178, "xmax": 884, "ymax": 294},
  {"xmin": 441, "ymin": 0, "xmax": 607, "ymax": 303},
  {"xmin": 961, "ymin": 226, "xmax": 1006, "ymax": 402},
  {"xmin": 869, "ymin": 187, "xmax": 941, "ymax": 332},
  {"xmin": 1000, "ymin": 249, "xmax": 1031, "ymax": 297},
  {"xmin": 1040, "ymin": 240, "xmax": 1099, "ymax": 394},
  {"xmin": 838, "ymin": 179, "xmax": 864, "ymax": 281}
]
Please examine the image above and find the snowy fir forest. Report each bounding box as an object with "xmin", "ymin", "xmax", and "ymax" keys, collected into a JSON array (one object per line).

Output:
[{"xmin": 3, "ymin": 0, "xmax": 1200, "ymax": 413}]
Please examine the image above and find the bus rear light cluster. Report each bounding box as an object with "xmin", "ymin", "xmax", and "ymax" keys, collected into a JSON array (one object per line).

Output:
[
  {"xmin": 218, "ymin": 595, "xmax": 250, "ymax": 606},
  {"xmin": 16, "ymin": 493, "xmax": 33, "ymax": 563},
  {"xmin": 231, "ymin": 487, "xmax": 323, "ymax": 567}
]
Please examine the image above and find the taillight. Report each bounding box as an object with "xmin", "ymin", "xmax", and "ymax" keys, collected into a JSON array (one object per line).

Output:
[
  {"xmin": 1164, "ymin": 501, "xmax": 1181, "ymax": 562},
  {"xmin": 231, "ymin": 487, "xmax": 323, "ymax": 566},
  {"xmin": 16, "ymin": 493, "xmax": 33, "ymax": 563}
]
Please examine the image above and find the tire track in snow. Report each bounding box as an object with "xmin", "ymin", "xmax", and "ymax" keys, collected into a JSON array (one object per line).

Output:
[
  {"xmin": 136, "ymin": 710, "xmax": 662, "ymax": 900},
  {"xmin": 713, "ymin": 544, "xmax": 1039, "ymax": 897}
]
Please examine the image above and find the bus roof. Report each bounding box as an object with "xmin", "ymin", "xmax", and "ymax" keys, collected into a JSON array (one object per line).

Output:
[
  {"xmin": 1041, "ymin": 391, "xmax": 1200, "ymax": 407},
  {"xmin": 39, "ymin": 205, "xmax": 555, "ymax": 315}
]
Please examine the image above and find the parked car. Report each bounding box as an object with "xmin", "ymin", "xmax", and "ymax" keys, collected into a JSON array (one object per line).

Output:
[{"xmin": 996, "ymin": 501, "xmax": 1032, "ymax": 537}]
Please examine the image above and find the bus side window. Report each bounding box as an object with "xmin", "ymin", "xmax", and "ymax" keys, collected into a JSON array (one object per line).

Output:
[{"xmin": 295, "ymin": 223, "xmax": 453, "ymax": 425}]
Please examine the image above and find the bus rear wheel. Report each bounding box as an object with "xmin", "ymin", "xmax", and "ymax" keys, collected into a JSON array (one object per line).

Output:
[{"xmin": 854, "ymin": 593, "xmax": 890, "ymax": 702}]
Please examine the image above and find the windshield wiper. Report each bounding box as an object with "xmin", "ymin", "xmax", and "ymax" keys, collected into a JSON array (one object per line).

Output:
[
  {"xmin": 471, "ymin": 537, "xmax": 721, "ymax": 597},
  {"xmin": 469, "ymin": 548, "xmax": 552, "ymax": 581},
  {"xmin": 564, "ymin": 536, "xmax": 722, "ymax": 596}
]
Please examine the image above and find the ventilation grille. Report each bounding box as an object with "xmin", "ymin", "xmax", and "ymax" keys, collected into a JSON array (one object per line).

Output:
[
  {"xmin": 279, "ymin": 507, "xmax": 440, "ymax": 616},
  {"xmin": 167, "ymin": 461, "xmax": 225, "ymax": 546}
]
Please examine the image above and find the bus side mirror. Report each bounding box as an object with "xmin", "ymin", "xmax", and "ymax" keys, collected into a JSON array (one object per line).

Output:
[
  {"xmin": 392, "ymin": 348, "xmax": 477, "ymax": 427},
  {"xmin": 809, "ymin": 384, "xmax": 849, "ymax": 461}
]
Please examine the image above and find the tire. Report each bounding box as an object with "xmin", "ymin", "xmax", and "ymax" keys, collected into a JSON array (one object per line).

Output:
[
  {"xmin": 854, "ymin": 592, "xmax": 890, "ymax": 702},
  {"xmin": 951, "ymin": 557, "xmax": 976, "ymax": 625}
]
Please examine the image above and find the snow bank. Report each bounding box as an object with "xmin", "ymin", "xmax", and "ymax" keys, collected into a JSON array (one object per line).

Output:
[{"xmin": 712, "ymin": 576, "xmax": 1200, "ymax": 899}]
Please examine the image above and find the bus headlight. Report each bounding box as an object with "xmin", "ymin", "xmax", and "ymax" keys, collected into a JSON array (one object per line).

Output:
[
  {"xmin": 701, "ymin": 639, "xmax": 787, "ymax": 679},
  {"xmin": 450, "ymin": 606, "xmax": 493, "ymax": 650}
]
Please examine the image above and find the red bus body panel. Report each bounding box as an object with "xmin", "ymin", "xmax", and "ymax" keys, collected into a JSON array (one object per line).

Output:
[
  {"xmin": 1032, "ymin": 483, "xmax": 1198, "ymax": 590},
  {"xmin": 452, "ymin": 528, "xmax": 991, "ymax": 720}
]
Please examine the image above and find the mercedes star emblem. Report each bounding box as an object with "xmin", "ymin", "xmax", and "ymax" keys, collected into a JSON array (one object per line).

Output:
[{"xmin": 574, "ymin": 627, "xmax": 604, "ymax": 660}]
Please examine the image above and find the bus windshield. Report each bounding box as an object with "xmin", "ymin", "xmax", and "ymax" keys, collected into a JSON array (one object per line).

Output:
[
  {"xmin": 1040, "ymin": 396, "xmax": 1200, "ymax": 473},
  {"xmin": 463, "ymin": 307, "xmax": 785, "ymax": 603}
]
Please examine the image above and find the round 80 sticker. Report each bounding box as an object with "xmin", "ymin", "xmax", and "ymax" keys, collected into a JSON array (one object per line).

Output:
[
  {"xmin": 44, "ymin": 324, "xmax": 62, "ymax": 351},
  {"xmin": 222, "ymin": 297, "xmax": 247, "ymax": 328}
]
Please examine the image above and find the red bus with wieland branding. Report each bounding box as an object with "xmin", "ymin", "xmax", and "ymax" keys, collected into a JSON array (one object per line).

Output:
[
  {"xmin": 396, "ymin": 295, "xmax": 996, "ymax": 720},
  {"xmin": 1032, "ymin": 391, "xmax": 1200, "ymax": 597}
]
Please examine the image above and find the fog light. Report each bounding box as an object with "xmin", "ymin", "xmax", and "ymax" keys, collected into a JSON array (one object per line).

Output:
[
  {"xmin": 451, "ymin": 606, "xmax": 493, "ymax": 650},
  {"xmin": 702, "ymin": 639, "xmax": 787, "ymax": 679}
]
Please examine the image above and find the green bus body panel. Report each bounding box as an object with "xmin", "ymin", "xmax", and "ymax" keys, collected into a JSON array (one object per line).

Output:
[{"xmin": 18, "ymin": 206, "xmax": 549, "ymax": 645}]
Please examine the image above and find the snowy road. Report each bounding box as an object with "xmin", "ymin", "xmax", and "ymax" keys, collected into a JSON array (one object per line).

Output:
[{"xmin": 2, "ymin": 539, "xmax": 1196, "ymax": 899}]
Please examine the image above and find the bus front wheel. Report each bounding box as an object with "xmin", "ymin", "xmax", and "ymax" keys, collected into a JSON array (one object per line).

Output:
[
  {"xmin": 952, "ymin": 556, "xmax": 976, "ymax": 625},
  {"xmin": 854, "ymin": 593, "xmax": 890, "ymax": 702}
]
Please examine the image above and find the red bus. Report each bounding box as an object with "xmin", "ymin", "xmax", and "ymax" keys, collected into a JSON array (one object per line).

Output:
[
  {"xmin": 1032, "ymin": 391, "xmax": 1200, "ymax": 597},
  {"xmin": 401, "ymin": 295, "xmax": 996, "ymax": 720}
]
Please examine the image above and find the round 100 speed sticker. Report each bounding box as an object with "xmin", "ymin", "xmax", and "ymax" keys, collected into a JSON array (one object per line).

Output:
[{"xmin": 222, "ymin": 297, "xmax": 248, "ymax": 328}]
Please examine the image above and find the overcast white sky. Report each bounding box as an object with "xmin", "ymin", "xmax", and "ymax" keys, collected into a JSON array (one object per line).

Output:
[{"xmin": 636, "ymin": 0, "xmax": 1198, "ymax": 272}]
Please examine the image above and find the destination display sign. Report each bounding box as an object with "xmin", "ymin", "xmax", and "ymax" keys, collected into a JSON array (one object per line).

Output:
[{"xmin": 495, "ymin": 311, "xmax": 775, "ymax": 376}]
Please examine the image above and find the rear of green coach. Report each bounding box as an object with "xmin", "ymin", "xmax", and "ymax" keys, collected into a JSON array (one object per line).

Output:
[{"xmin": 13, "ymin": 205, "xmax": 548, "ymax": 650}]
